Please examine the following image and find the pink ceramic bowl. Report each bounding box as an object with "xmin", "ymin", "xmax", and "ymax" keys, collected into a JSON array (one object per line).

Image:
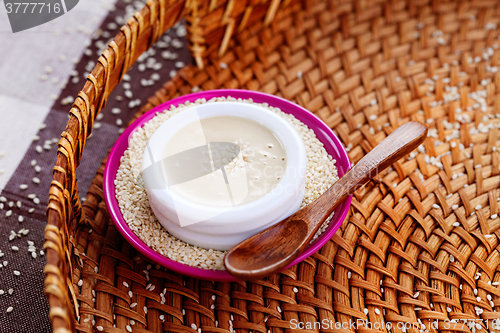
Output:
[{"xmin": 103, "ymin": 89, "xmax": 352, "ymax": 281}]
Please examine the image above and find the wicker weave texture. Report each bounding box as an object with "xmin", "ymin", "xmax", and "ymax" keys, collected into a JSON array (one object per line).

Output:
[{"xmin": 45, "ymin": 0, "xmax": 500, "ymax": 332}]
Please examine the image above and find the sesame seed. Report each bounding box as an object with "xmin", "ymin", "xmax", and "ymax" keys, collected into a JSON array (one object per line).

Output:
[
  {"xmin": 476, "ymin": 205, "xmax": 482, "ymax": 210},
  {"xmin": 123, "ymin": 281, "xmax": 129, "ymax": 288},
  {"xmin": 11, "ymin": 246, "xmax": 18, "ymax": 251},
  {"xmin": 191, "ymin": 324, "xmax": 197, "ymax": 330},
  {"xmin": 374, "ymin": 308, "xmax": 380, "ymax": 314},
  {"xmin": 432, "ymin": 204, "xmax": 440, "ymax": 209},
  {"xmin": 96, "ymin": 326, "xmax": 103, "ymax": 331},
  {"xmin": 6, "ymin": 307, "xmax": 13, "ymax": 313},
  {"xmin": 32, "ymin": 177, "xmax": 40, "ymax": 184},
  {"xmin": 453, "ymin": 222, "xmax": 460, "ymax": 227},
  {"xmin": 6, "ymin": 210, "xmax": 12, "ymax": 217},
  {"xmin": 19, "ymin": 184, "xmax": 28, "ymax": 190},
  {"xmin": 13, "ymin": 271, "xmax": 20, "ymax": 276},
  {"xmin": 491, "ymin": 214, "xmax": 498, "ymax": 219}
]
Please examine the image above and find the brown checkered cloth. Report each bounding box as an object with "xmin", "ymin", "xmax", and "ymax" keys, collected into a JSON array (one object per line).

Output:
[{"xmin": 0, "ymin": 1, "xmax": 191, "ymax": 331}]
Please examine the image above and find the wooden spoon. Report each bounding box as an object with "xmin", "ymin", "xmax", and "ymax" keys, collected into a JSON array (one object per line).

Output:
[{"xmin": 224, "ymin": 121, "xmax": 427, "ymax": 280}]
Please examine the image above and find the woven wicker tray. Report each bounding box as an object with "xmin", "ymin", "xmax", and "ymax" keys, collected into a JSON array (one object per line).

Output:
[{"xmin": 45, "ymin": 0, "xmax": 500, "ymax": 332}]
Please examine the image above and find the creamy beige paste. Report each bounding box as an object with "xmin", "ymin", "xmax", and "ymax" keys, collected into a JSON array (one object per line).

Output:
[{"xmin": 162, "ymin": 116, "xmax": 286, "ymax": 207}]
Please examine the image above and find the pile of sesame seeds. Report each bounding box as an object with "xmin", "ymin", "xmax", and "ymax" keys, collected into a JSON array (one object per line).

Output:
[{"xmin": 115, "ymin": 96, "xmax": 339, "ymax": 270}]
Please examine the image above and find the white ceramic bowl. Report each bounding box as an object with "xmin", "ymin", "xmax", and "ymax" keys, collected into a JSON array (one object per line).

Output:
[{"xmin": 142, "ymin": 101, "xmax": 307, "ymax": 250}]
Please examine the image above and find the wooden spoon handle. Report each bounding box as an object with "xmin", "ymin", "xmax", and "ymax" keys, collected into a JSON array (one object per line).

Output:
[{"xmin": 302, "ymin": 121, "xmax": 428, "ymax": 230}]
